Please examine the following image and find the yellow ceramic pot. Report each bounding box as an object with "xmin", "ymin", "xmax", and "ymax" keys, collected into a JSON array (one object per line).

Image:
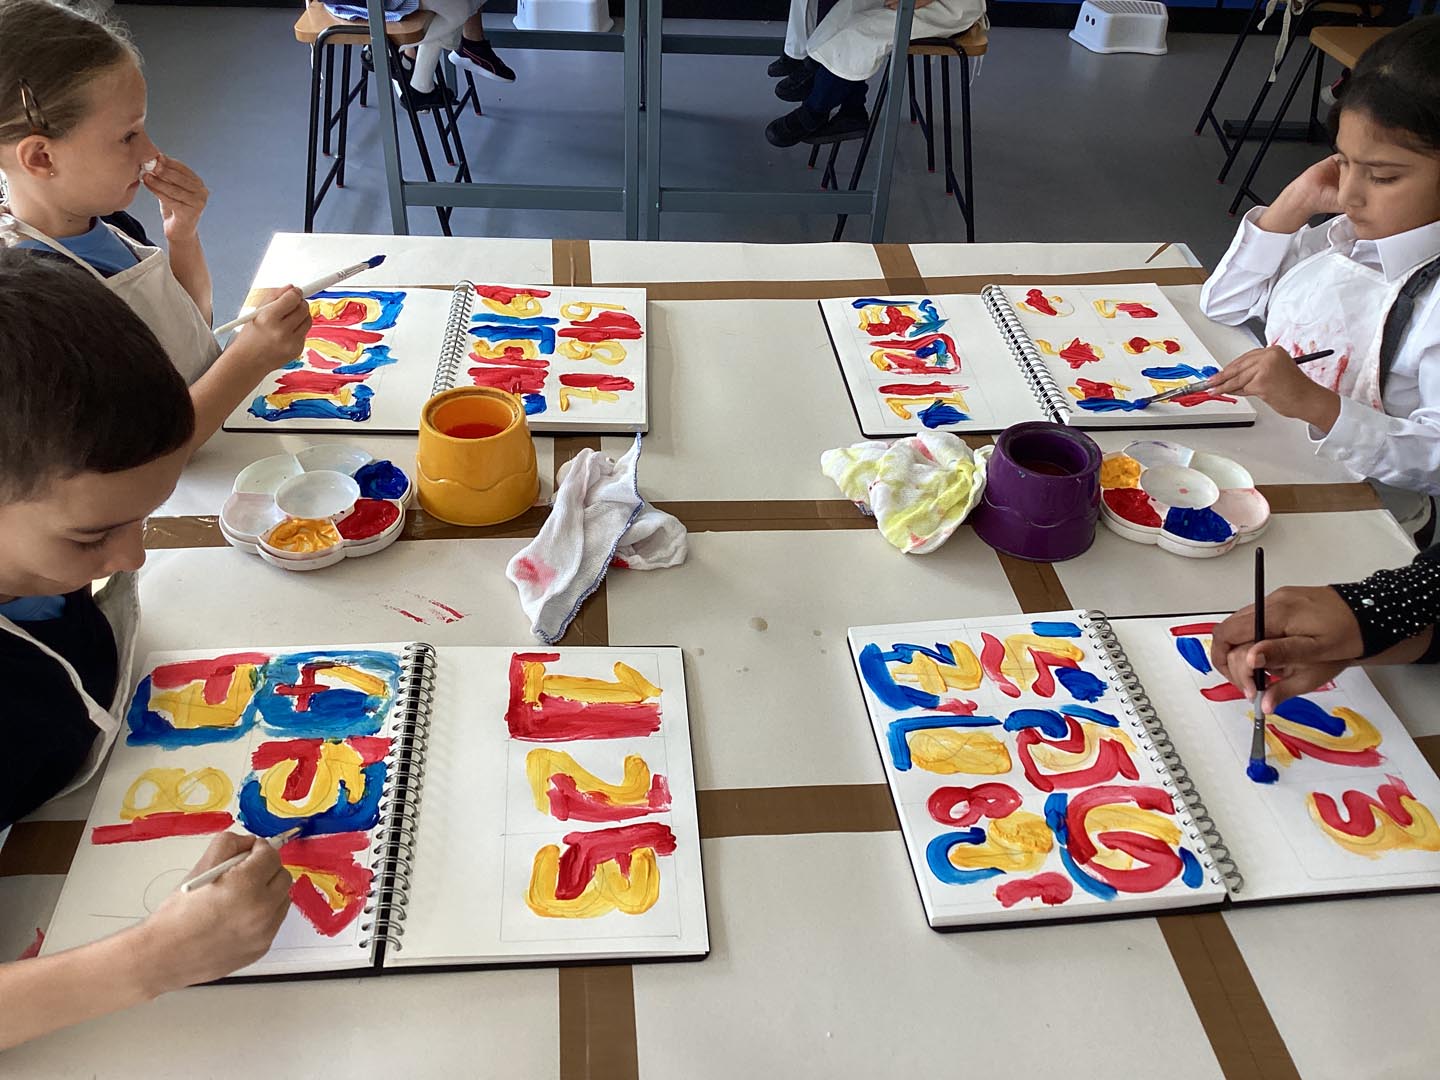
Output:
[{"xmin": 416, "ymin": 387, "xmax": 539, "ymax": 526}]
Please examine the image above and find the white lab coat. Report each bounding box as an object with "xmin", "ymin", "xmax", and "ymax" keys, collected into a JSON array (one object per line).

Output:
[
  {"xmin": 787, "ymin": 0, "xmax": 987, "ymax": 83},
  {"xmin": 1202, "ymin": 208, "xmax": 1440, "ymax": 528}
]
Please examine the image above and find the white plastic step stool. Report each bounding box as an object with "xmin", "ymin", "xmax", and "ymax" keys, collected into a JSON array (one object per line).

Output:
[
  {"xmin": 515, "ymin": 0, "xmax": 613, "ymax": 33},
  {"xmin": 1070, "ymin": 0, "xmax": 1169, "ymax": 56}
]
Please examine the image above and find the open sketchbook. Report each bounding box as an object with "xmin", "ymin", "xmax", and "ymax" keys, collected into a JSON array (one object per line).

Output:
[
  {"xmin": 43, "ymin": 644, "xmax": 706, "ymax": 977},
  {"xmin": 222, "ymin": 282, "xmax": 649, "ymax": 435},
  {"xmin": 848, "ymin": 611, "xmax": 1440, "ymax": 929},
  {"xmin": 821, "ymin": 284, "xmax": 1257, "ymax": 436}
]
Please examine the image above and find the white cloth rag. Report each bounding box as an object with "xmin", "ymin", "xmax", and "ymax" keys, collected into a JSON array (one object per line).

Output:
[
  {"xmin": 507, "ymin": 436, "xmax": 686, "ymax": 643},
  {"xmin": 821, "ymin": 431, "xmax": 990, "ymax": 554}
]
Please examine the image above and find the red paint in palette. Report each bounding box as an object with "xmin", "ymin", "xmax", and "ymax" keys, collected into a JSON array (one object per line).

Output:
[
  {"xmin": 337, "ymin": 498, "xmax": 401, "ymax": 540},
  {"xmin": 1103, "ymin": 487, "xmax": 1163, "ymax": 528}
]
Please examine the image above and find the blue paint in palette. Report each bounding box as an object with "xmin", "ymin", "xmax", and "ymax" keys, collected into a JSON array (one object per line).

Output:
[
  {"xmin": 353, "ymin": 459, "xmax": 409, "ymax": 500},
  {"xmin": 1163, "ymin": 506, "xmax": 1234, "ymax": 544}
]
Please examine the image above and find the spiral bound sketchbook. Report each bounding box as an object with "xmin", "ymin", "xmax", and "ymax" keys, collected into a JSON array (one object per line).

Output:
[
  {"xmin": 43, "ymin": 643, "xmax": 707, "ymax": 977},
  {"xmin": 820, "ymin": 285, "xmax": 1257, "ymax": 437},
  {"xmin": 222, "ymin": 282, "xmax": 649, "ymax": 435},
  {"xmin": 848, "ymin": 611, "xmax": 1440, "ymax": 930}
]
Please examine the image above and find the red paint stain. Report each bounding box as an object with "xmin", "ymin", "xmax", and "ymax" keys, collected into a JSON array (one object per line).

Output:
[
  {"xmin": 995, "ymin": 872, "xmax": 1073, "ymax": 908},
  {"xmin": 475, "ymin": 285, "xmax": 552, "ymax": 303},
  {"xmin": 1059, "ymin": 338, "xmax": 1102, "ymax": 369},
  {"xmin": 1024, "ymin": 289, "xmax": 1059, "ymax": 316},
  {"xmin": 512, "ymin": 556, "xmax": 556, "ymax": 590}
]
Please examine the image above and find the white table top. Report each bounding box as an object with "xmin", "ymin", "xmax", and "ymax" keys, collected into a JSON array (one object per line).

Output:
[{"xmin": 10, "ymin": 236, "xmax": 1438, "ymax": 1078}]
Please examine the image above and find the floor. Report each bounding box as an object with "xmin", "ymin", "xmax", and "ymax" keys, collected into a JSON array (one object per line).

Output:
[{"xmin": 115, "ymin": 4, "xmax": 1336, "ymax": 318}]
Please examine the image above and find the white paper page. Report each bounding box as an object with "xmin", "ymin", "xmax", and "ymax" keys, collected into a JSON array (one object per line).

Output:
[
  {"xmin": 999, "ymin": 284, "xmax": 1257, "ymax": 430},
  {"xmin": 223, "ymin": 288, "xmax": 458, "ymax": 434},
  {"xmin": 42, "ymin": 642, "xmax": 415, "ymax": 977},
  {"xmin": 847, "ymin": 613, "xmax": 1226, "ymax": 929},
  {"xmin": 819, "ymin": 294, "xmax": 1045, "ymax": 436},
  {"xmin": 391, "ymin": 646, "xmax": 707, "ymax": 966},
  {"xmin": 458, "ymin": 284, "xmax": 649, "ymax": 434},
  {"xmin": 1110, "ymin": 616, "xmax": 1440, "ymax": 903}
]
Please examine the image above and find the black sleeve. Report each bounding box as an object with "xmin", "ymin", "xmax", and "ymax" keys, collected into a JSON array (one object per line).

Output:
[
  {"xmin": 0, "ymin": 590, "xmax": 118, "ymax": 829},
  {"xmin": 1331, "ymin": 542, "xmax": 1440, "ymax": 662}
]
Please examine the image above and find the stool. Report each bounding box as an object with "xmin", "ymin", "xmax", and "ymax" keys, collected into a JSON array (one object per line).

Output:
[
  {"xmin": 827, "ymin": 24, "xmax": 986, "ymax": 243},
  {"xmin": 295, "ymin": 2, "xmax": 479, "ymax": 235},
  {"xmin": 1195, "ymin": 1, "xmax": 1385, "ymax": 184},
  {"xmin": 1228, "ymin": 24, "xmax": 1392, "ymax": 215}
]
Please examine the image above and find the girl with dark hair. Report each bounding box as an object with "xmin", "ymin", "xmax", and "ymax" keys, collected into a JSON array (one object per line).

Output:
[{"xmin": 1201, "ymin": 17, "xmax": 1440, "ymax": 536}]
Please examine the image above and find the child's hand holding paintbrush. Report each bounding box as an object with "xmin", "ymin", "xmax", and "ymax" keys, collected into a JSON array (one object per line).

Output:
[{"xmin": 1199, "ymin": 345, "xmax": 1342, "ymax": 429}]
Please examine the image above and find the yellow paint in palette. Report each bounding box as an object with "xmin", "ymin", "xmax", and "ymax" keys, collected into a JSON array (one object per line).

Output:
[
  {"xmin": 944, "ymin": 811, "xmax": 1052, "ymax": 874},
  {"xmin": 265, "ymin": 517, "xmax": 343, "ymax": 554},
  {"xmin": 1100, "ymin": 454, "xmax": 1142, "ymax": 489},
  {"xmin": 908, "ymin": 728, "xmax": 1012, "ymax": 775}
]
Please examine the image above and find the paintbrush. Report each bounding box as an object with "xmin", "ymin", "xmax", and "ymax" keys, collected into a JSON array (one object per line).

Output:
[
  {"xmin": 214, "ymin": 254, "xmax": 387, "ymax": 335},
  {"xmin": 1134, "ymin": 348, "xmax": 1335, "ymax": 407},
  {"xmin": 1246, "ymin": 546, "xmax": 1279, "ymax": 784},
  {"xmin": 178, "ymin": 827, "xmax": 302, "ymax": 893}
]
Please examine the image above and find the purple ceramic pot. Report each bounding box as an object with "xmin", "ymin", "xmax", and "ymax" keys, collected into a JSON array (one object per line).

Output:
[{"xmin": 971, "ymin": 422, "xmax": 1101, "ymax": 562}]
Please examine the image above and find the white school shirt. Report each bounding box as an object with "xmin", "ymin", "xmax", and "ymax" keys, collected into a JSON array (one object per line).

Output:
[{"xmin": 1201, "ymin": 208, "xmax": 1440, "ymax": 495}]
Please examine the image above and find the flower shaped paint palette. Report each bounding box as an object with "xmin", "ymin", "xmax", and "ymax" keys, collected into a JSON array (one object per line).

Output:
[
  {"xmin": 220, "ymin": 445, "xmax": 412, "ymax": 571},
  {"xmin": 1099, "ymin": 440, "xmax": 1269, "ymax": 558}
]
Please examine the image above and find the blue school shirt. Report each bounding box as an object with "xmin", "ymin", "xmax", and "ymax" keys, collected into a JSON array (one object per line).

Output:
[
  {"xmin": 0, "ymin": 594, "xmax": 66, "ymax": 621},
  {"xmin": 15, "ymin": 218, "xmax": 140, "ymax": 277}
]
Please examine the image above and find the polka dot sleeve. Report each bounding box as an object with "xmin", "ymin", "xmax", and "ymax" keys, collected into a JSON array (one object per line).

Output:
[{"xmin": 1333, "ymin": 543, "xmax": 1440, "ymax": 661}]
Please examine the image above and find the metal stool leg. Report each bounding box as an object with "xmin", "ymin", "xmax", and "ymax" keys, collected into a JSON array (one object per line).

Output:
[
  {"xmin": 832, "ymin": 69, "xmax": 889, "ymax": 242},
  {"xmin": 1230, "ymin": 43, "xmax": 1318, "ymax": 215},
  {"xmin": 923, "ymin": 54, "xmax": 935, "ymax": 173},
  {"xmin": 823, "ymin": 143, "xmax": 842, "ymax": 191},
  {"xmin": 1195, "ymin": 0, "xmax": 1265, "ymax": 142},
  {"xmin": 807, "ymin": 143, "xmax": 820, "ymax": 170},
  {"xmin": 908, "ymin": 54, "xmax": 919, "ymax": 123},
  {"xmin": 389, "ymin": 42, "xmax": 453, "ymax": 235},
  {"xmin": 1308, "ymin": 52, "xmax": 1325, "ymax": 141},
  {"xmin": 337, "ymin": 44, "xmax": 354, "ymax": 188},
  {"xmin": 940, "ymin": 55, "xmax": 953, "ymax": 195},
  {"xmin": 958, "ymin": 51, "xmax": 974, "ymax": 241},
  {"xmin": 1218, "ymin": 33, "xmax": 1299, "ymax": 183},
  {"xmin": 321, "ymin": 43, "xmax": 336, "ymax": 158},
  {"xmin": 304, "ymin": 42, "xmax": 323, "ymax": 232}
]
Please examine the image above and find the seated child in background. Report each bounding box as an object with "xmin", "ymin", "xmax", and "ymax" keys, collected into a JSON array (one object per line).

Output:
[
  {"xmin": 766, "ymin": 0, "xmax": 987, "ymax": 148},
  {"xmin": 0, "ymin": 0, "xmax": 310, "ymax": 449},
  {"xmin": 0, "ymin": 249, "xmax": 291, "ymax": 1049},
  {"xmin": 1201, "ymin": 17, "xmax": 1440, "ymax": 537}
]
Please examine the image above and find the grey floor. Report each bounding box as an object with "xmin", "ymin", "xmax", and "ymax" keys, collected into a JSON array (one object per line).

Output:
[{"xmin": 115, "ymin": 4, "xmax": 1337, "ymax": 319}]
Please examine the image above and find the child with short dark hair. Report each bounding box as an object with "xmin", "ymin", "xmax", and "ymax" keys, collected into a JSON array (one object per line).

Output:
[
  {"xmin": 0, "ymin": 249, "xmax": 290, "ymax": 1048},
  {"xmin": 0, "ymin": 0, "xmax": 310, "ymax": 447},
  {"xmin": 1202, "ymin": 17, "xmax": 1440, "ymax": 533}
]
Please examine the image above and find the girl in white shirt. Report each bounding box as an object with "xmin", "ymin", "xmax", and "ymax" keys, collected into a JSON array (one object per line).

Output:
[{"xmin": 1201, "ymin": 17, "xmax": 1440, "ymax": 532}]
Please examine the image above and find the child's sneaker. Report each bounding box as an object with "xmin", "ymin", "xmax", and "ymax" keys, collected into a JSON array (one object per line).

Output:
[{"xmin": 451, "ymin": 38, "xmax": 516, "ymax": 83}]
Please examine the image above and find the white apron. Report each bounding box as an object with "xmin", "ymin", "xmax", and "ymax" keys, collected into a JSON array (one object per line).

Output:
[
  {"xmin": 1, "ymin": 214, "xmax": 221, "ymax": 386},
  {"xmin": 806, "ymin": 0, "xmax": 986, "ymax": 83},
  {"xmin": 0, "ymin": 572, "xmax": 140, "ymax": 800},
  {"xmin": 1266, "ymin": 247, "xmax": 1432, "ymax": 531}
]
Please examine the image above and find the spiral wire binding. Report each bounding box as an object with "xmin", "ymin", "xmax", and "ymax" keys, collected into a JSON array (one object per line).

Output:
[
  {"xmin": 359, "ymin": 641, "xmax": 438, "ymax": 957},
  {"xmin": 431, "ymin": 281, "xmax": 476, "ymax": 398},
  {"xmin": 1081, "ymin": 610, "xmax": 1244, "ymax": 894},
  {"xmin": 980, "ymin": 284, "xmax": 1072, "ymax": 425}
]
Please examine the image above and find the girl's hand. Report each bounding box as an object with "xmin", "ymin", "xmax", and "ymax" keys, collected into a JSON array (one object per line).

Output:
[
  {"xmin": 1259, "ymin": 155, "xmax": 1343, "ymax": 234},
  {"xmin": 227, "ymin": 286, "xmax": 312, "ymax": 374},
  {"xmin": 1210, "ymin": 586, "xmax": 1363, "ymax": 711},
  {"xmin": 1204, "ymin": 345, "xmax": 1342, "ymax": 431},
  {"xmin": 141, "ymin": 153, "xmax": 209, "ymax": 241}
]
